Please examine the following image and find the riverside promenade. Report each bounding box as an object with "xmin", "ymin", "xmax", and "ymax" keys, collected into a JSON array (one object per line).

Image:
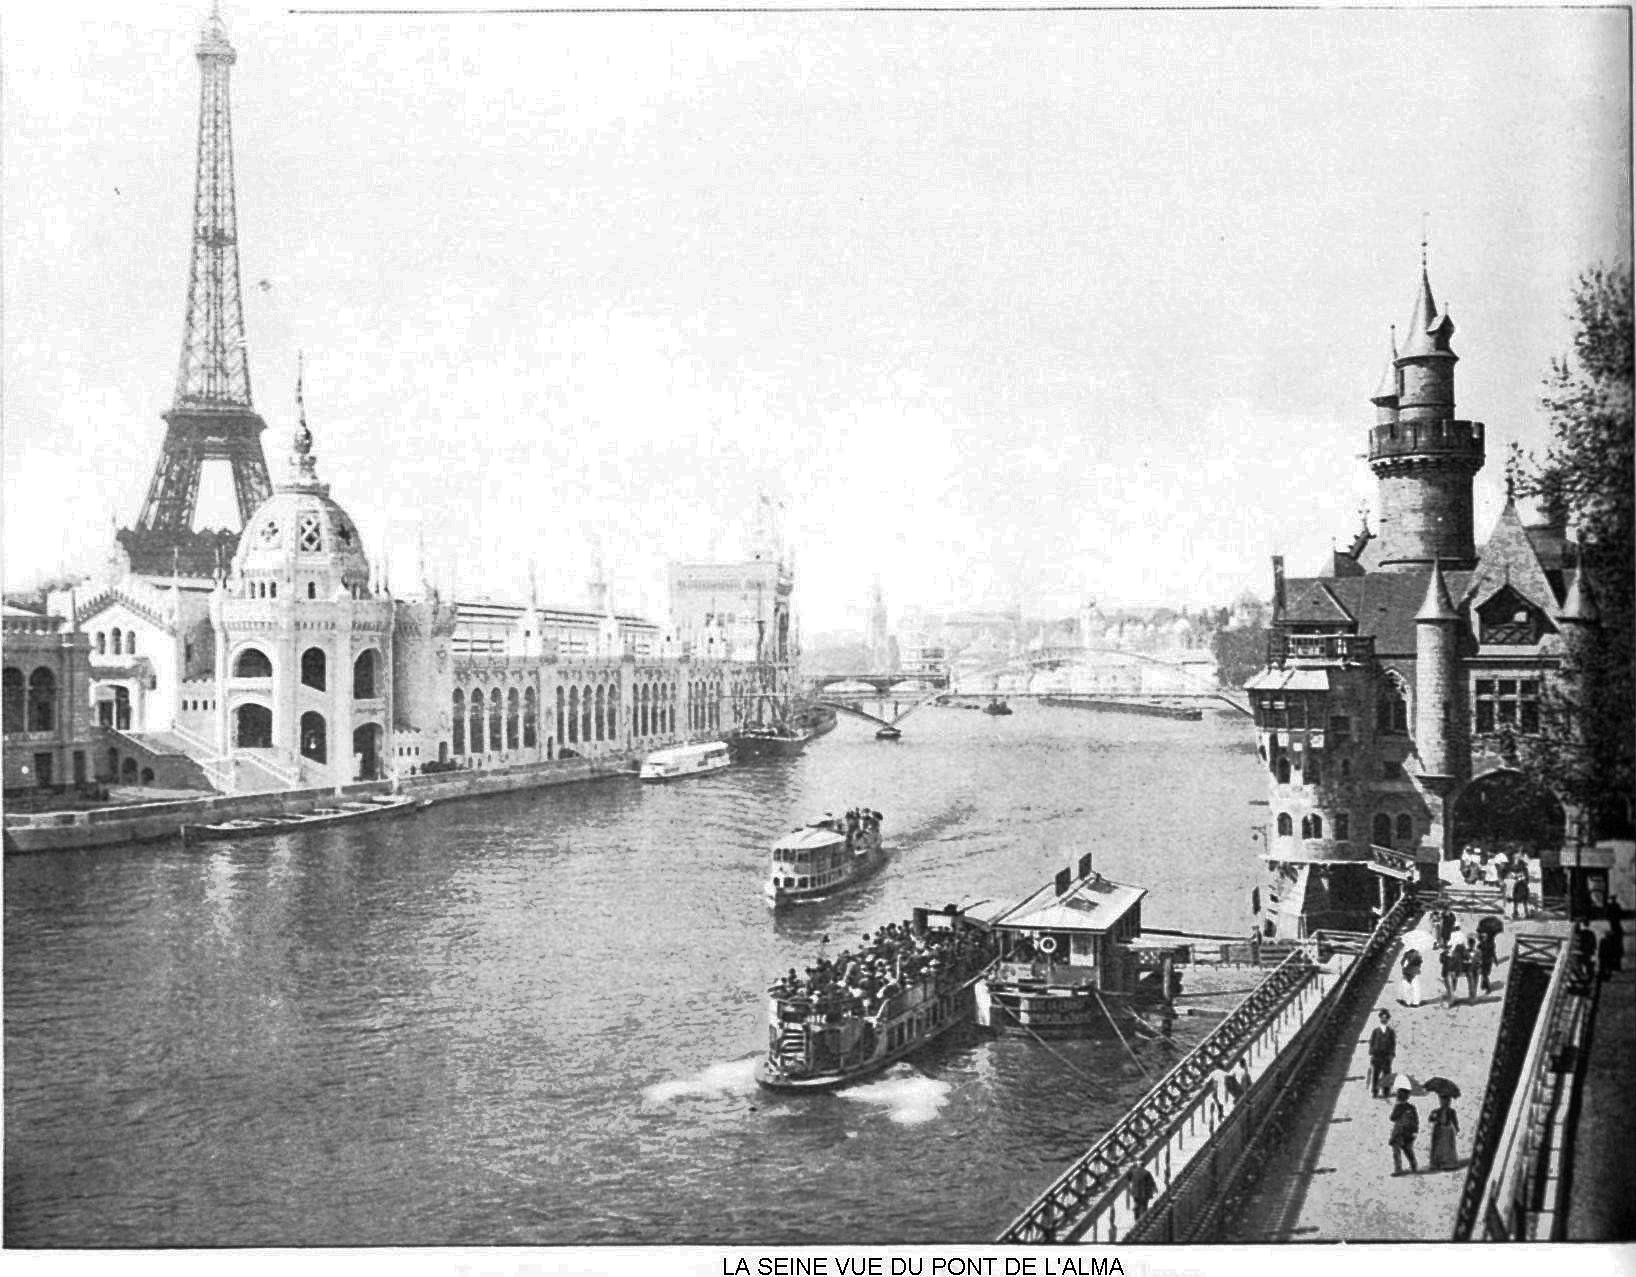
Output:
[{"xmin": 1224, "ymin": 881, "xmax": 1518, "ymax": 1241}]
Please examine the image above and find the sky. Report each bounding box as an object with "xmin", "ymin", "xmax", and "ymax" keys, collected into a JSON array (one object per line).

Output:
[{"xmin": 2, "ymin": 2, "xmax": 1629, "ymax": 634}]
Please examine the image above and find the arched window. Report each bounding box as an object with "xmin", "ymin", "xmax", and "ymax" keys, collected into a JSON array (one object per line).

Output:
[
  {"xmin": 234, "ymin": 647, "xmax": 273, "ymax": 678},
  {"xmin": 452, "ymin": 689, "xmax": 466, "ymax": 754},
  {"xmin": 1276, "ymin": 812, "xmax": 1293, "ymax": 837},
  {"xmin": 2, "ymin": 667, "xmax": 23, "ymax": 732},
  {"xmin": 610, "ymin": 688, "xmax": 621, "ymax": 740},
  {"xmin": 1276, "ymin": 757, "xmax": 1291, "ymax": 785},
  {"xmin": 140, "ymin": 767, "xmax": 154, "ymax": 785},
  {"xmin": 523, "ymin": 687, "xmax": 538, "ymax": 748},
  {"xmin": 113, "ymin": 685, "xmax": 131, "ymax": 730},
  {"xmin": 353, "ymin": 650, "xmax": 379, "ymax": 699},
  {"xmin": 556, "ymin": 686, "xmax": 566, "ymax": 743},
  {"xmin": 1395, "ymin": 813, "xmax": 1414, "ymax": 847},
  {"xmin": 307, "ymin": 581, "xmax": 317, "ymax": 599},
  {"xmin": 300, "ymin": 711, "xmax": 327, "ymax": 763},
  {"xmin": 111, "ymin": 628, "xmax": 123, "ymax": 656},
  {"xmin": 234, "ymin": 703, "xmax": 273, "ymax": 749},
  {"xmin": 26, "ymin": 668, "xmax": 56, "ymax": 732},
  {"xmin": 126, "ymin": 631, "xmax": 136, "ymax": 655},
  {"xmin": 468, "ymin": 690, "xmax": 484, "ymax": 753},
  {"xmin": 271, "ymin": 582, "xmax": 277, "ymax": 598},
  {"xmin": 121, "ymin": 757, "xmax": 138, "ymax": 783},
  {"xmin": 506, "ymin": 688, "xmax": 520, "ymax": 749},
  {"xmin": 488, "ymin": 688, "xmax": 503, "ymax": 752},
  {"xmin": 567, "ymin": 687, "xmax": 580, "ymax": 743},
  {"xmin": 594, "ymin": 686, "xmax": 606, "ymax": 741},
  {"xmin": 1303, "ymin": 813, "xmax": 1324, "ymax": 840},
  {"xmin": 580, "ymin": 685, "xmax": 592, "ymax": 743},
  {"xmin": 301, "ymin": 647, "xmax": 327, "ymax": 691},
  {"xmin": 1373, "ymin": 813, "xmax": 1393, "ymax": 848},
  {"xmin": 95, "ymin": 632, "xmax": 106, "ymax": 655}
]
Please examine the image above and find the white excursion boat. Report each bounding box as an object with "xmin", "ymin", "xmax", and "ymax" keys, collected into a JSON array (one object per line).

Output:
[
  {"xmin": 756, "ymin": 905, "xmax": 999, "ymax": 1092},
  {"xmin": 638, "ymin": 740, "xmax": 732, "ymax": 782},
  {"xmin": 763, "ymin": 809, "xmax": 886, "ymax": 907}
]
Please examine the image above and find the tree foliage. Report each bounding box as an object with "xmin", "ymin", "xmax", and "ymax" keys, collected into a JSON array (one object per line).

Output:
[{"xmin": 1522, "ymin": 264, "xmax": 1634, "ymax": 836}]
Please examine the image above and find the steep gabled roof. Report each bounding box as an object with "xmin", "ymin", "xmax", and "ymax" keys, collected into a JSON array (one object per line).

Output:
[
  {"xmin": 1467, "ymin": 499, "xmax": 1563, "ymax": 613},
  {"xmin": 1284, "ymin": 580, "xmax": 1356, "ymax": 627},
  {"xmin": 1282, "ymin": 568, "xmax": 1476, "ymax": 655}
]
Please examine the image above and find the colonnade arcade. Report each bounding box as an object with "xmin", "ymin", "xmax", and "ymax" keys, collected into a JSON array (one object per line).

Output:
[{"xmin": 450, "ymin": 669, "xmax": 727, "ymax": 762}]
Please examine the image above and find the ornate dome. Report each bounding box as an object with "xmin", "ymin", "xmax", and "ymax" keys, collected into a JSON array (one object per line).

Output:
[{"xmin": 231, "ymin": 375, "xmax": 371, "ymax": 598}]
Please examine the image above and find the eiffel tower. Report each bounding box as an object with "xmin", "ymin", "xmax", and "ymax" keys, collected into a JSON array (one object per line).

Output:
[{"xmin": 117, "ymin": 4, "xmax": 271, "ymax": 580}]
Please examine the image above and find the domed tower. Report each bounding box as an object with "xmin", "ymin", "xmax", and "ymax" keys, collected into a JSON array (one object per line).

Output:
[
  {"xmin": 211, "ymin": 367, "xmax": 395, "ymax": 787},
  {"xmin": 1369, "ymin": 248, "xmax": 1486, "ymax": 568}
]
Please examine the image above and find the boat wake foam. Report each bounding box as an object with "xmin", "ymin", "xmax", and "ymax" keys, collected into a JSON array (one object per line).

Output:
[
  {"xmin": 642, "ymin": 1056, "xmax": 761, "ymax": 1104},
  {"xmin": 837, "ymin": 1067, "xmax": 950, "ymax": 1126}
]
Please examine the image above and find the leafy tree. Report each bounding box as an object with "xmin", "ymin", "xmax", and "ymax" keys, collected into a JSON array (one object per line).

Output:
[{"xmin": 1520, "ymin": 264, "xmax": 1634, "ymax": 836}]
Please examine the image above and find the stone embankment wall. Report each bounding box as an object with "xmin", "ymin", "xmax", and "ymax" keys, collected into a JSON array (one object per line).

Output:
[{"xmin": 3, "ymin": 752, "xmax": 642, "ymax": 853}]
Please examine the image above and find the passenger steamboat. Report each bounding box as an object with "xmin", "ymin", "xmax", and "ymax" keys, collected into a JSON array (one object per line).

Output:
[
  {"xmin": 638, "ymin": 740, "xmax": 731, "ymax": 782},
  {"xmin": 764, "ymin": 809, "xmax": 886, "ymax": 907},
  {"xmin": 756, "ymin": 905, "xmax": 998, "ymax": 1091},
  {"xmin": 968, "ymin": 855, "xmax": 1182, "ymax": 1038}
]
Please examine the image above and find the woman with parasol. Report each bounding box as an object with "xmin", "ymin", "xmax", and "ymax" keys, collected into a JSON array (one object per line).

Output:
[
  {"xmin": 1425, "ymin": 1077, "xmax": 1462, "ymax": 1170},
  {"xmin": 1476, "ymin": 916, "xmax": 1502, "ymax": 993},
  {"xmin": 1397, "ymin": 927, "xmax": 1435, "ymax": 1006}
]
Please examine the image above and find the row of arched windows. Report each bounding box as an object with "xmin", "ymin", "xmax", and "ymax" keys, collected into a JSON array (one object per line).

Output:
[
  {"xmin": 559, "ymin": 683, "xmax": 623, "ymax": 745},
  {"xmin": 231, "ymin": 646, "xmax": 380, "ymax": 698},
  {"xmin": 686, "ymin": 679, "xmax": 722, "ymax": 732},
  {"xmin": 2, "ymin": 666, "xmax": 56, "ymax": 733},
  {"xmin": 1275, "ymin": 810, "xmax": 1415, "ymax": 848},
  {"xmin": 93, "ymin": 629, "xmax": 136, "ymax": 657},
  {"xmin": 453, "ymin": 686, "xmax": 540, "ymax": 755}
]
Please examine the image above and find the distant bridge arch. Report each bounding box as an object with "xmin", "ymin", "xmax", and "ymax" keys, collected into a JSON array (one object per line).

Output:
[{"xmin": 958, "ymin": 646, "xmax": 1251, "ymax": 716}]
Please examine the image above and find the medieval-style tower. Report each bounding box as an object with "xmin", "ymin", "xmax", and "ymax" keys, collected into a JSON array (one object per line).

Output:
[
  {"xmin": 1367, "ymin": 248, "xmax": 1486, "ymax": 569},
  {"xmin": 118, "ymin": 4, "xmax": 272, "ymax": 580}
]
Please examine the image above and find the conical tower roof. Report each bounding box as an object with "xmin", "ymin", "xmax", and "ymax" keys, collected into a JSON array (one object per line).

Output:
[
  {"xmin": 1562, "ymin": 550, "xmax": 1601, "ymax": 624},
  {"xmin": 1371, "ymin": 326, "xmax": 1400, "ymax": 403},
  {"xmin": 1415, "ymin": 558, "xmax": 1459, "ymax": 623},
  {"xmin": 1400, "ymin": 266, "xmax": 1456, "ymax": 359}
]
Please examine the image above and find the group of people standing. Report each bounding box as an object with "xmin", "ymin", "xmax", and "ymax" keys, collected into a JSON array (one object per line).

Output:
[
  {"xmin": 1458, "ymin": 844, "xmax": 1534, "ymax": 919},
  {"xmin": 770, "ymin": 917, "xmax": 993, "ymax": 1020},
  {"xmin": 1371, "ymin": 1008, "xmax": 1462, "ymax": 1175},
  {"xmin": 1397, "ymin": 907, "xmax": 1498, "ymax": 1008}
]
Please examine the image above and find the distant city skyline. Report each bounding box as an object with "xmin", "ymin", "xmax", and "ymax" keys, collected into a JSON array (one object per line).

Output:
[{"xmin": 3, "ymin": 4, "xmax": 1628, "ymax": 631}]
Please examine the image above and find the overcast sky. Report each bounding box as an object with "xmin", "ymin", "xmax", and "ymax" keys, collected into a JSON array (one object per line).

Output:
[{"xmin": 3, "ymin": 3, "xmax": 1628, "ymax": 632}]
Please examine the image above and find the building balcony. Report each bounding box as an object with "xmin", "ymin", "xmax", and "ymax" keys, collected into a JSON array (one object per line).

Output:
[
  {"xmin": 1368, "ymin": 418, "xmax": 1484, "ymax": 464},
  {"xmin": 1266, "ymin": 632, "xmax": 1375, "ymax": 668}
]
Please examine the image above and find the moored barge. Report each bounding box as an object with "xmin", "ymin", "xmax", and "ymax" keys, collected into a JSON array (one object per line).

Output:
[{"xmin": 968, "ymin": 855, "xmax": 1183, "ymax": 1037}]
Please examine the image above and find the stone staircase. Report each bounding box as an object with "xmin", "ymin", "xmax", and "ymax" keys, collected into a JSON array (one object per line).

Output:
[{"xmin": 106, "ymin": 729, "xmax": 218, "ymax": 792}]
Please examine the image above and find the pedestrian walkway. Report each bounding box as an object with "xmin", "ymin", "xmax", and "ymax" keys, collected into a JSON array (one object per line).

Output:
[{"xmin": 1225, "ymin": 895, "xmax": 1514, "ymax": 1241}]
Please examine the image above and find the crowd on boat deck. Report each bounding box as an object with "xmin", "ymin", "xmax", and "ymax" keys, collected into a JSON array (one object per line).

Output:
[
  {"xmin": 815, "ymin": 808, "xmax": 882, "ymax": 846},
  {"xmin": 770, "ymin": 917, "xmax": 994, "ymax": 1018}
]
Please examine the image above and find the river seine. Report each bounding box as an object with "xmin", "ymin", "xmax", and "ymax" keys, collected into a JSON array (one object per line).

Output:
[{"xmin": 5, "ymin": 702, "xmax": 1263, "ymax": 1246}]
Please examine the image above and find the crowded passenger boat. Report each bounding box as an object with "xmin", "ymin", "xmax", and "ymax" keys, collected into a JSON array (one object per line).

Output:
[
  {"xmin": 764, "ymin": 808, "xmax": 887, "ymax": 907},
  {"xmin": 756, "ymin": 906, "xmax": 1000, "ymax": 1091}
]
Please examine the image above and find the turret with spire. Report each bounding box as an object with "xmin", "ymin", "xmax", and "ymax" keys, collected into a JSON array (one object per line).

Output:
[
  {"xmin": 1413, "ymin": 558, "xmax": 1465, "ymax": 785},
  {"xmin": 1368, "ymin": 233, "xmax": 1486, "ymax": 569}
]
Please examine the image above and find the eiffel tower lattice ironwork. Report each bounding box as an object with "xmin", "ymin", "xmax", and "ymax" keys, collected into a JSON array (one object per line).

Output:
[{"xmin": 118, "ymin": 4, "xmax": 271, "ymax": 579}]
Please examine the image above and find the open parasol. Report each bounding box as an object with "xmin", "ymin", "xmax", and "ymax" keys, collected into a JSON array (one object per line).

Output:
[
  {"xmin": 1422, "ymin": 1076, "xmax": 1462, "ymax": 1100},
  {"xmin": 1477, "ymin": 916, "xmax": 1505, "ymax": 937}
]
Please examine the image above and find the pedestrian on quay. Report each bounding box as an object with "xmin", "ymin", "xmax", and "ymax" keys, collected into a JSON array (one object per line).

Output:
[
  {"xmin": 1428, "ymin": 1094, "xmax": 1461, "ymax": 1171},
  {"xmin": 1438, "ymin": 908, "xmax": 1457, "ymax": 952},
  {"xmin": 1399, "ymin": 948, "xmax": 1424, "ymax": 1007},
  {"xmin": 1462, "ymin": 938, "xmax": 1480, "ymax": 1003},
  {"xmin": 1127, "ymin": 1163, "xmax": 1158, "ymax": 1220},
  {"xmin": 1477, "ymin": 928, "xmax": 1497, "ymax": 995},
  {"xmin": 1440, "ymin": 940, "xmax": 1465, "ymax": 1007},
  {"xmin": 1367, "ymin": 1009, "xmax": 1397, "ymax": 1098},
  {"xmin": 1389, "ymin": 1086, "xmax": 1420, "ymax": 1175}
]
